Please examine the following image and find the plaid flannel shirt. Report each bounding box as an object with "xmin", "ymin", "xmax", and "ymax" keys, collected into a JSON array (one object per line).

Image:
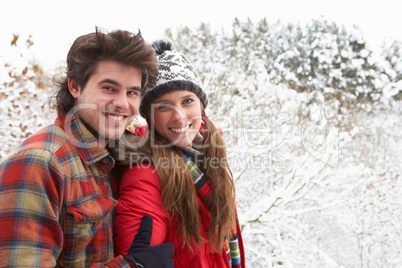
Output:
[{"xmin": 0, "ymin": 114, "xmax": 130, "ymax": 267}]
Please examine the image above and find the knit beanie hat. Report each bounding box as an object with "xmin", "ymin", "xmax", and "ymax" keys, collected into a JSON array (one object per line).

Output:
[{"xmin": 139, "ymin": 40, "xmax": 208, "ymax": 118}]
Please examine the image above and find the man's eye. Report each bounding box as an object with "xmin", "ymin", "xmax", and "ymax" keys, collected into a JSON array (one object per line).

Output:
[
  {"xmin": 104, "ymin": 87, "xmax": 114, "ymax": 91},
  {"xmin": 128, "ymin": 91, "xmax": 139, "ymax": 96}
]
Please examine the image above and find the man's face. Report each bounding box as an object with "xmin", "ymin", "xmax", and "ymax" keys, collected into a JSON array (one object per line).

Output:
[{"xmin": 69, "ymin": 60, "xmax": 142, "ymax": 144}]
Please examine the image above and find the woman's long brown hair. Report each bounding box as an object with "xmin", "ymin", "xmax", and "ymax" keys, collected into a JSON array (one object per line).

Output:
[{"xmin": 146, "ymin": 105, "xmax": 236, "ymax": 252}]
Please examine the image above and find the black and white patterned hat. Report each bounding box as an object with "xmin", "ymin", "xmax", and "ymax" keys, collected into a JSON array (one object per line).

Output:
[{"xmin": 139, "ymin": 40, "xmax": 208, "ymax": 118}]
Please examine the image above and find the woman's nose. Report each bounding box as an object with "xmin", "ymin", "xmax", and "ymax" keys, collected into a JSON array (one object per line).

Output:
[{"xmin": 171, "ymin": 106, "xmax": 185, "ymax": 121}]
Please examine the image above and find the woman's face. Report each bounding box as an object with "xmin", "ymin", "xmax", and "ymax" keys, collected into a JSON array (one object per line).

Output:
[{"xmin": 151, "ymin": 90, "xmax": 202, "ymax": 147}]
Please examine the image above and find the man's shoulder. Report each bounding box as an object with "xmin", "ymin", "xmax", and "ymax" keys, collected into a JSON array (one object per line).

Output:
[
  {"xmin": 20, "ymin": 124, "xmax": 71, "ymax": 154},
  {"xmin": 0, "ymin": 124, "xmax": 67, "ymax": 172},
  {"xmin": 3, "ymin": 124, "xmax": 72, "ymax": 164}
]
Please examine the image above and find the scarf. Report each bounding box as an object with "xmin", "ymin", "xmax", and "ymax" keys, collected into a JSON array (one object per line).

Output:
[{"xmin": 179, "ymin": 147, "xmax": 242, "ymax": 268}]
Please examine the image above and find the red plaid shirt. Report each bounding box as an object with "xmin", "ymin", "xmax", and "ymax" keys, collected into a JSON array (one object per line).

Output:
[{"xmin": 0, "ymin": 114, "xmax": 130, "ymax": 267}]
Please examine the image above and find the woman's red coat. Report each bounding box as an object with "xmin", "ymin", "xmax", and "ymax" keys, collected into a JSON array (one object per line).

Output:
[{"xmin": 114, "ymin": 164, "xmax": 245, "ymax": 267}]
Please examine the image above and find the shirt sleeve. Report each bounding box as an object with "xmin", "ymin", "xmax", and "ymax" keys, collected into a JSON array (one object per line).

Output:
[
  {"xmin": 0, "ymin": 149, "xmax": 64, "ymax": 267},
  {"xmin": 89, "ymin": 255, "xmax": 131, "ymax": 268},
  {"xmin": 114, "ymin": 164, "xmax": 169, "ymax": 256}
]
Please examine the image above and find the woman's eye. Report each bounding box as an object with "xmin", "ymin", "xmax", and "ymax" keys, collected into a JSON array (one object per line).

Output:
[
  {"xmin": 183, "ymin": 98, "xmax": 194, "ymax": 104},
  {"xmin": 157, "ymin": 103, "xmax": 171, "ymax": 109}
]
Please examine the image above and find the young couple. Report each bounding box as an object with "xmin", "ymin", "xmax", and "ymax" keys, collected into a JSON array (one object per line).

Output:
[{"xmin": 0, "ymin": 28, "xmax": 245, "ymax": 267}]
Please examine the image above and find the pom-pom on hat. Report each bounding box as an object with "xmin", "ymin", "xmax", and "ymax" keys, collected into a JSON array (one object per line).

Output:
[{"xmin": 139, "ymin": 40, "xmax": 208, "ymax": 118}]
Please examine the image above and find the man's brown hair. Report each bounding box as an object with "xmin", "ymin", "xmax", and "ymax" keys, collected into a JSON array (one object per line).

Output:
[{"xmin": 52, "ymin": 27, "xmax": 158, "ymax": 115}]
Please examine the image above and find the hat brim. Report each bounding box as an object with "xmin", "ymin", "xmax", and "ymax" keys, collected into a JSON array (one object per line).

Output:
[{"xmin": 140, "ymin": 80, "xmax": 208, "ymax": 118}]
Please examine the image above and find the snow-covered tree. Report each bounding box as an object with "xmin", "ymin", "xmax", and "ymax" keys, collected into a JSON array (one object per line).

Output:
[
  {"xmin": 0, "ymin": 34, "xmax": 56, "ymax": 159},
  {"xmin": 166, "ymin": 18, "xmax": 402, "ymax": 267}
]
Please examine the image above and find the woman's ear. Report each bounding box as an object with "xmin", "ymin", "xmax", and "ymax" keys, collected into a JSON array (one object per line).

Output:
[{"xmin": 68, "ymin": 78, "xmax": 81, "ymax": 98}]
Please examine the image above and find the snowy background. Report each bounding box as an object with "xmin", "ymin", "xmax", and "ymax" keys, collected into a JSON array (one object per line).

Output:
[
  {"xmin": 165, "ymin": 20, "xmax": 402, "ymax": 267},
  {"xmin": 1, "ymin": 8, "xmax": 402, "ymax": 268}
]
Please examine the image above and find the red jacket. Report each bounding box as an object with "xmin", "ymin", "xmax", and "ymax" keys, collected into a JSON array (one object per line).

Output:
[{"xmin": 114, "ymin": 164, "xmax": 245, "ymax": 267}]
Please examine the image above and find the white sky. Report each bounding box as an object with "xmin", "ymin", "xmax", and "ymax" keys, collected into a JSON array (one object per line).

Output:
[{"xmin": 1, "ymin": 0, "xmax": 400, "ymax": 69}]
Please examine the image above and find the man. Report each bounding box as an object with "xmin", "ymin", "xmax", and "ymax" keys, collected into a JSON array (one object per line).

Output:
[{"xmin": 0, "ymin": 28, "xmax": 174, "ymax": 267}]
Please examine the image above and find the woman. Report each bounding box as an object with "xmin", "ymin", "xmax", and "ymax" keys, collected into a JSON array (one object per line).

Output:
[{"xmin": 113, "ymin": 40, "xmax": 245, "ymax": 267}]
